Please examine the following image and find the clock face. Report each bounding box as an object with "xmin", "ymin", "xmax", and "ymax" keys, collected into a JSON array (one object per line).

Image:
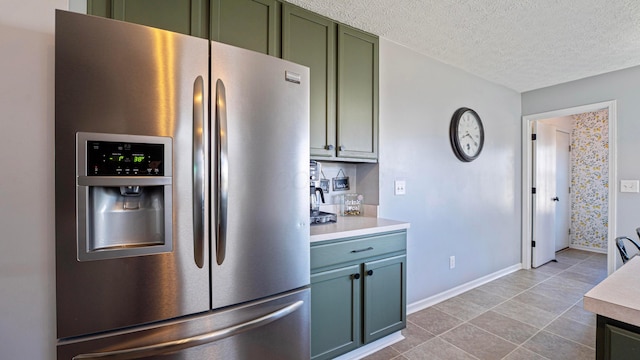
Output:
[{"xmin": 450, "ymin": 108, "xmax": 484, "ymax": 162}]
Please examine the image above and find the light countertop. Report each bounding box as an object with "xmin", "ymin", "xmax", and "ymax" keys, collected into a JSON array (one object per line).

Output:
[
  {"xmin": 584, "ymin": 256, "xmax": 640, "ymax": 327},
  {"xmin": 310, "ymin": 216, "xmax": 410, "ymax": 243}
]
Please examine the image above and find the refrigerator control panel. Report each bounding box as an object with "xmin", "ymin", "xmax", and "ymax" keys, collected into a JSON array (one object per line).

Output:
[{"xmin": 87, "ymin": 140, "xmax": 165, "ymax": 176}]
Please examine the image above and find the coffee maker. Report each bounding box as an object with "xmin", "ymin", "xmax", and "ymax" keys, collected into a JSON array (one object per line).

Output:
[
  {"xmin": 310, "ymin": 184, "xmax": 324, "ymax": 215},
  {"xmin": 309, "ymin": 161, "xmax": 336, "ymax": 224}
]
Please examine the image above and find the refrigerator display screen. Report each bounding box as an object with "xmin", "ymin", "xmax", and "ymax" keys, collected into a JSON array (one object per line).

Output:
[{"xmin": 87, "ymin": 140, "xmax": 164, "ymax": 176}]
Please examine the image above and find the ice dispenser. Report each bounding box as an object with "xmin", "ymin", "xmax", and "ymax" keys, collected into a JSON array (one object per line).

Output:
[{"xmin": 76, "ymin": 132, "xmax": 172, "ymax": 261}]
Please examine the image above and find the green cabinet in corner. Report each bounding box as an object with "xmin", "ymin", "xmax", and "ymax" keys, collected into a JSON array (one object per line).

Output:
[
  {"xmin": 337, "ymin": 25, "xmax": 379, "ymax": 161},
  {"xmin": 310, "ymin": 231, "xmax": 406, "ymax": 360},
  {"xmin": 211, "ymin": 0, "xmax": 280, "ymax": 56},
  {"xmin": 87, "ymin": 0, "xmax": 209, "ymax": 38}
]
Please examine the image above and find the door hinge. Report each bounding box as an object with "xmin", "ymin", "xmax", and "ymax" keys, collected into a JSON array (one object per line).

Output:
[
  {"xmin": 568, "ymin": 228, "xmax": 571, "ymax": 235},
  {"xmin": 569, "ymin": 145, "xmax": 571, "ymax": 152},
  {"xmin": 532, "ymin": 187, "xmax": 536, "ymax": 194},
  {"xmin": 532, "ymin": 134, "xmax": 537, "ymax": 141},
  {"xmin": 532, "ymin": 240, "xmax": 536, "ymax": 247},
  {"xmin": 568, "ymin": 186, "xmax": 571, "ymax": 193}
]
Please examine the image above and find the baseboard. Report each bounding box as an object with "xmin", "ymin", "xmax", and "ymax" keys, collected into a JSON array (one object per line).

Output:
[
  {"xmin": 333, "ymin": 331, "xmax": 404, "ymax": 360},
  {"xmin": 569, "ymin": 244, "xmax": 607, "ymax": 254},
  {"xmin": 407, "ymin": 263, "xmax": 522, "ymax": 314}
]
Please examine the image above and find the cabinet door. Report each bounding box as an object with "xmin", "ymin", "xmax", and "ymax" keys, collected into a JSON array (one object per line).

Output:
[
  {"xmin": 363, "ymin": 255, "xmax": 406, "ymax": 343},
  {"xmin": 211, "ymin": 0, "xmax": 280, "ymax": 56},
  {"xmin": 311, "ymin": 265, "xmax": 361, "ymax": 360},
  {"xmin": 597, "ymin": 316, "xmax": 640, "ymax": 360},
  {"xmin": 282, "ymin": 4, "xmax": 336, "ymax": 159},
  {"xmin": 88, "ymin": 0, "xmax": 209, "ymax": 38},
  {"xmin": 87, "ymin": 0, "xmax": 111, "ymax": 17},
  {"xmin": 337, "ymin": 25, "xmax": 379, "ymax": 161}
]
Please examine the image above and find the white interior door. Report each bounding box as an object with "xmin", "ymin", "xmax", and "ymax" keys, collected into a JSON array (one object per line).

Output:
[
  {"xmin": 555, "ymin": 130, "xmax": 571, "ymax": 251},
  {"xmin": 532, "ymin": 122, "xmax": 557, "ymax": 267}
]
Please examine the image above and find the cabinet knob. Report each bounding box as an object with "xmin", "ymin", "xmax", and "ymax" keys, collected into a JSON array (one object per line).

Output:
[
  {"xmin": 325, "ymin": 144, "xmax": 334, "ymax": 150},
  {"xmin": 352, "ymin": 273, "xmax": 361, "ymax": 280},
  {"xmin": 366, "ymin": 270, "xmax": 373, "ymax": 276},
  {"xmin": 339, "ymin": 145, "xmax": 345, "ymax": 151}
]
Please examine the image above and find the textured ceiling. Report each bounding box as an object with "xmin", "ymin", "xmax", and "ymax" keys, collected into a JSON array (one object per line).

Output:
[{"xmin": 287, "ymin": 0, "xmax": 640, "ymax": 92}]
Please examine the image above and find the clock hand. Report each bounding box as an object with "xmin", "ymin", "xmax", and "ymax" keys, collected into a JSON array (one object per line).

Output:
[{"xmin": 463, "ymin": 133, "xmax": 478, "ymax": 146}]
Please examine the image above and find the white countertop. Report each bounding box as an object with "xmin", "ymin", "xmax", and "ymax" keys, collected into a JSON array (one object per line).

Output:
[
  {"xmin": 584, "ymin": 256, "xmax": 640, "ymax": 327},
  {"xmin": 310, "ymin": 216, "xmax": 410, "ymax": 243}
]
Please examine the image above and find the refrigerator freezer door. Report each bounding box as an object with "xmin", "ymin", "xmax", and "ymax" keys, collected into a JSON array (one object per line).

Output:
[
  {"xmin": 210, "ymin": 42, "xmax": 310, "ymax": 309},
  {"xmin": 55, "ymin": 11, "xmax": 210, "ymax": 338},
  {"xmin": 57, "ymin": 289, "xmax": 310, "ymax": 360}
]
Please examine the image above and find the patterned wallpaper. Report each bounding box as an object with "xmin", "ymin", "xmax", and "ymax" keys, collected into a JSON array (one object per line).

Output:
[{"xmin": 570, "ymin": 109, "xmax": 609, "ymax": 250}]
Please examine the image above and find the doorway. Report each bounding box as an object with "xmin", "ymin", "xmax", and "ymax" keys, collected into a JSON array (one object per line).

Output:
[
  {"xmin": 554, "ymin": 129, "xmax": 571, "ymax": 252},
  {"xmin": 521, "ymin": 101, "xmax": 618, "ymax": 274}
]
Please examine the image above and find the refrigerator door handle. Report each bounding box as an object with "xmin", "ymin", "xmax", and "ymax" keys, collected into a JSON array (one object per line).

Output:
[
  {"xmin": 193, "ymin": 76, "xmax": 205, "ymax": 268},
  {"xmin": 215, "ymin": 79, "xmax": 228, "ymax": 266},
  {"xmin": 71, "ymin": 300, "xmax": 304, "ymax": 360}
]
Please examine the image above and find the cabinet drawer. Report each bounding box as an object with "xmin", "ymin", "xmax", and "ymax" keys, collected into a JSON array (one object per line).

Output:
[{"xmin": 311, "ymin": 231, "xmax": 406, "ymax": 270}]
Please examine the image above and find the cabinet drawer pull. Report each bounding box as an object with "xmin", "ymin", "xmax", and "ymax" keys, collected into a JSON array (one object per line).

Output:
[
  {"xmin": 366, "ymin": 270, "xmax": 374, "ymax": 276},
  {"xmin": 350, "ymin": 247, "xmax": 373, "ymax": 253},
  {"xmin": 352, "ymin": 273, "xmax": 361, "ymax": 280}
]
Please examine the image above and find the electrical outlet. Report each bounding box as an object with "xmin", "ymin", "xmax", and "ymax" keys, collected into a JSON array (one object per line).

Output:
[
  {"xmin": 621, "ymin": 180, "xmax": 640, "ymax": 193},
  {"xmin": 449, "ymin": 256, "xmax": 455, "ymax": 269},
  {"xmin": 394, "ymin": 180, "xmax": 406, "ymax": 195}
]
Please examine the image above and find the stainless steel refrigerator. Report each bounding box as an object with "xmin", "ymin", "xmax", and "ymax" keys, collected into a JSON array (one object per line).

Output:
[{"xmin": 55, "ymin": 10, "xmax": 310, "ymax": 359}]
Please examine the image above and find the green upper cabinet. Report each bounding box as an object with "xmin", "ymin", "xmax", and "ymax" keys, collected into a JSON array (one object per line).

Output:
[
  {"xmin": 211, "ymin": 0, "xmax": 280, "ymax": 56},
  {"xmin": 282, "ymin": 4, "xmax": 336, "ymax": 159},
  {"xmin": 86, "ymin": 0, "xmax": 111, "ymax": 17},
  {"xmin": 283, "ymin": 5, "xmax": 379, "ymax": 162},
  {"xmin": 87, "ymin": 0, "xmax": 209, "ymax": 38},
  {"xmin": 337, "ymin": 25, "xmax": 379, "ymax": 161},
  {"xmin": 87, "ymin": 0, "xmax": 379, "ymax": 161}
]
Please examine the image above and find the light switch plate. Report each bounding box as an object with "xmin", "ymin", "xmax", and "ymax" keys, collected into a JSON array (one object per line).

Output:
[{"xmin": 621, "ymin": 180, "xmax": 639, "ymax": 193}]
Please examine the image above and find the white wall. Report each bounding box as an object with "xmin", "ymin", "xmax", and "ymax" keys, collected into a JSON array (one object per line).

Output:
[
  {"xmin": 522, "ymin": 66, "xmax": 640, "ymax": 246},
  {"xmin": 0, "ymin": 1, "xmax": 66, "ymax": 358},
  {"xmin": 378, "ymin": 39, "xmax": 522, "ymax": 303}
]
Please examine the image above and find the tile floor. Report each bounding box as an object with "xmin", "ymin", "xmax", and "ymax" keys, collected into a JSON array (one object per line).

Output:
[{"xmin": 364, "ymin": 249, "xmax": 607, "ymax": 360}]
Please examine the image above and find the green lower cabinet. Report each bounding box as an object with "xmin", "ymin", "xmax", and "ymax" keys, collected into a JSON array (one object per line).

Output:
[
  {"xmin": 311, "ymin": 231, "xmax": 407, "ymax": 359},
  {"xmin": 363, "ymin": 255, "xmax": 406, "ymax": 343},
  {"xmin": 311, "ymin": 265, "xmax": 361, "ymax": 360}
]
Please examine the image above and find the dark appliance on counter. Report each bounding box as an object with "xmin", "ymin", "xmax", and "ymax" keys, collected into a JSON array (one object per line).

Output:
[
  {"xmin": 309, "ymin": 160, "xmax": 337, "ymax": 224},
  {"xmin": 55, "ymin": 10, "xmax": 310, "ymax": 359}
]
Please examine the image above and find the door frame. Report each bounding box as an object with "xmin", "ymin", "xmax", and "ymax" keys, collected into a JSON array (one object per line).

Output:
[
  {"xmin": 521, "ymin": 100, "xmax": 617, "ymax": 274},
  {"xmin": 553, "ymin": 128, "xmax": 571, "ymax": 252}
]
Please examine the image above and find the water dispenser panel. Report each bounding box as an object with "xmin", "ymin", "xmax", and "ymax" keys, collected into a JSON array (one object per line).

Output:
[
  {"xmin": 76, "ymin": 132, "xmax": 173, "ymax": 261},
  {"xmin": 87, "ymin": 141, "xmax": 165, "ymax": 176}
]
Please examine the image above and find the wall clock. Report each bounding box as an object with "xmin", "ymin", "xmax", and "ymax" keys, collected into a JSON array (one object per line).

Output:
[{"xmin": 449, "ymin": 107, "xmax": 484, "ymax": 162}]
